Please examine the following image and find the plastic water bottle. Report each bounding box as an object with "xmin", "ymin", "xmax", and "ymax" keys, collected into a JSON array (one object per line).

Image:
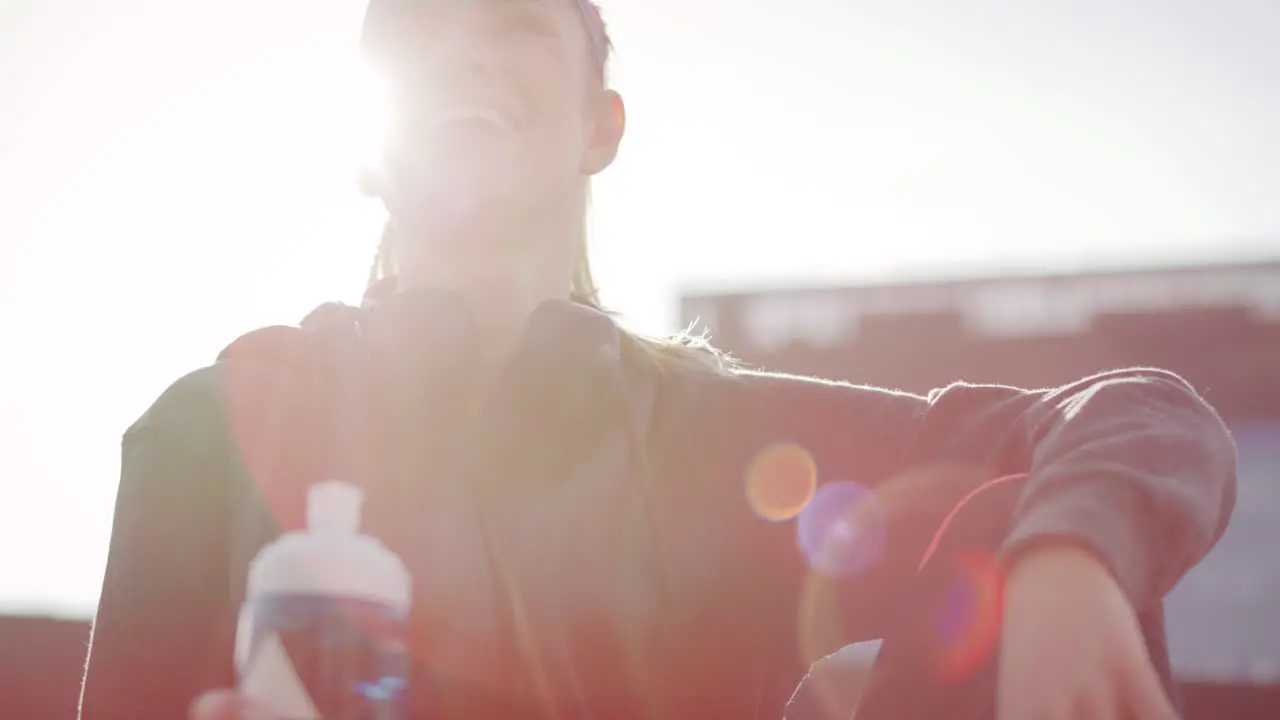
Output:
[{"xmin": 235, "ymin": 480, "xmax": 412, "ymax": 719}]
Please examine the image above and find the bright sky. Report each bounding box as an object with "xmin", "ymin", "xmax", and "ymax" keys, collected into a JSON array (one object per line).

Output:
[{"xmin": 0, "ymin": 0, "xmax": 1277, "ymax": 617}]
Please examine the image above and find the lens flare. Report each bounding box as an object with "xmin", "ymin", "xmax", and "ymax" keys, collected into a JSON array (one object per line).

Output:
[
  {"xmin": 796, "ymin": 481, "xmax": 885, "ymax": 579},
  {"xmin": 746, "ymin": 442, "xmax": 818, "ymax": 522},
  {"xmin": 931, "ymin": 550, "xmax": 1004, "ymax": 684}
]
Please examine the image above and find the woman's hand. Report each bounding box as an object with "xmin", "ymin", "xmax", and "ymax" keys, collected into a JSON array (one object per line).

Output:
[
  {"xmin": 997, "ymin": 543, "xmax": 1179, "ymax": 720},
  {"xmin": 188, "ymin": 689, "xmax": 277, "ymax": 720}
]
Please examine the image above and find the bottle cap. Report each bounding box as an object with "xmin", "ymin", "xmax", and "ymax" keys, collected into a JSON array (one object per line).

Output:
[{"xmin": 307, "ymin": 480, "xmax": 362, "ymax": 535}]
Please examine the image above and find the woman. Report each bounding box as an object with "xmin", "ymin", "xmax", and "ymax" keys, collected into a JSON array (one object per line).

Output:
[{"xmin": 79, "ymin": 1, "xmax": 1236, "ymax": 718}]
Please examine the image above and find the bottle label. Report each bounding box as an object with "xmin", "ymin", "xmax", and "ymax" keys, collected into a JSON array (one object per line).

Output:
[{"xmin": 237, "ymin": 594, "xmax": 409, "ymax": 720}]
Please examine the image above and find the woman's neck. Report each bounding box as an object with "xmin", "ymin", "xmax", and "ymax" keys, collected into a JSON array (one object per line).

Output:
[
  {"xmin": 396, "ymin": 243, "xmax": 576, "ymax": 376},
  {"xmin": 388, "ymin": 187, "xmax": 588, "ymax": 372}
]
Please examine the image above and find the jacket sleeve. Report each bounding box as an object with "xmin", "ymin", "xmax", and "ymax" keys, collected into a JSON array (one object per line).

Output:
[
  {"xmin": 923, "ymin": 367, "xmax": 1237, "ymax": 605},
  {"xmin": 79, "ymin": 368, "xmax": 237, "ymax": 719},
  {"xmin": 683, "ymin": 366, "xmax": 1237, "ymax": 656}
]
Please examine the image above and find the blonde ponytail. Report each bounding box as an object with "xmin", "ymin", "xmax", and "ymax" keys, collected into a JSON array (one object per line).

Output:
[
  {"xmin": 566, "ymin": 232, "xmax": 736, "ymax": 375},
  {"xmin": 367, "ymin": 224, "xmax": 396, "ymax": 290}
]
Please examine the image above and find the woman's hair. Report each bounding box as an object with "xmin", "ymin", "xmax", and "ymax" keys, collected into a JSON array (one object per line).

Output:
[{"xmin": 366, "ymin": 1, "xmax": 736, "ymax": 375}]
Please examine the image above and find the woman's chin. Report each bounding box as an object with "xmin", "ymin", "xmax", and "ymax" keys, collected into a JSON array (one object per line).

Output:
[{"xmin": 386, "ymin": 171, "xmax": 518, "ymax": 231}]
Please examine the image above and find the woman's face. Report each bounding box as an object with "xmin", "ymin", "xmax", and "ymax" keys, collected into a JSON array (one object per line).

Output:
[{"xmin": 364, "ymin": 0, "xmax": 617, "ymax": 235}]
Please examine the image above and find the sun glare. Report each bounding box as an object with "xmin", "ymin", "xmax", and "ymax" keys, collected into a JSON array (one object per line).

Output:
[
  {"xmin": 326, "ymin": 57, "xmax": 395, "ymax": 186},
  {"xmin": 0, "ymin": 6, "xmax": 397, "ymax": 615}
]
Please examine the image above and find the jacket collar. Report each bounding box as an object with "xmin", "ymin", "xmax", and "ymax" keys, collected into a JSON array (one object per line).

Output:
[
  {"xmin": 357, "ymin": 282, "xmax": 624, "ymax": 413},
  {"xmin": 348, "ymin": 283, "xmax": 633, "ymax": 494}
]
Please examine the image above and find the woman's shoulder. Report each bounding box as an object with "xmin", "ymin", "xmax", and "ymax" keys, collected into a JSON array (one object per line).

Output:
[
  {"xmin": 125, "ymin": 324, "xmax": 309, "ymax": 453},
  {"xmin": 661, "ymin": 362, "xmax": 929, "ymax": 426},
  {"xmin": 126, "ymin": 364, "xmax": 225, "ymax": 445},
  {"xmin": 646, "ymin": 362, "xmax": 931, "ymax": 474}
]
